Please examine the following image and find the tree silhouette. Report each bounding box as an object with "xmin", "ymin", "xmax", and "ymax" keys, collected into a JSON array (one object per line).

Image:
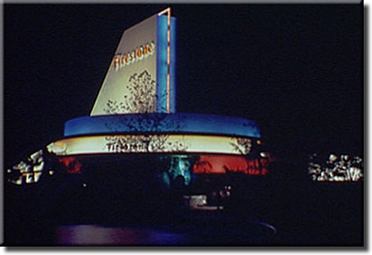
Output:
[{"xmin": 104, "ymin": 70, "xmax": 157, "ymax": 114}]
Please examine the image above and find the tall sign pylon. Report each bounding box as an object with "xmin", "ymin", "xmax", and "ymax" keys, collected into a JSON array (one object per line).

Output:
[{"xmin": 91, "ymin": 8, "xmax": 176, "ymax": 115}]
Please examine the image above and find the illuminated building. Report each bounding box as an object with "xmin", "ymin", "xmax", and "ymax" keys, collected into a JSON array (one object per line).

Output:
[
  {"xmin": 7, "ymin": 8, "xmax": 272, "ymax": 213},
  {"xmin": 5, "ymin": 5, "xmax": 365, "ymax": 246}
]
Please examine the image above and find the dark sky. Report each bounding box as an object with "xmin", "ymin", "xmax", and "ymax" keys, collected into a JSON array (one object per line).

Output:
[{"xmin": 4, "ymin": 4, "xmax": 363, "ymax": 165}]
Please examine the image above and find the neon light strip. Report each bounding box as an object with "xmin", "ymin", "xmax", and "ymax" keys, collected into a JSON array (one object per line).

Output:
[
  {"xmin": 158, "ymin": 8, "xmax": 171, "ymax": 113},
  {"xmin": 47, "ymin": 134, "xmax": 253, "ymax": 156},
  {"xmin": 158, "ymin": 7, "xmax": 171, "ymax": 16},
  {"xmin": 166, "ymin": 9, "xmax": 171, "ymax": 113}
]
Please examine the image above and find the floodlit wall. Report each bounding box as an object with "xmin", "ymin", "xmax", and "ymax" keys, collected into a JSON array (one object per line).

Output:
[{"xmin": 91, "ymin": 12, "xmax": 176, "ymax": 115}]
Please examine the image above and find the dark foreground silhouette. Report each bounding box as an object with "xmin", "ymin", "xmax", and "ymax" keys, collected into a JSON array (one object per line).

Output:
[{"xmin": 4, "ymin": 156, "xmax": 363, "ymax": 246}]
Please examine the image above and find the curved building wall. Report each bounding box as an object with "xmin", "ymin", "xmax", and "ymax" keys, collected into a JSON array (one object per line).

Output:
[{"xmin": 64, "ymin": 113, "xmax": 261, "ymax": 138}]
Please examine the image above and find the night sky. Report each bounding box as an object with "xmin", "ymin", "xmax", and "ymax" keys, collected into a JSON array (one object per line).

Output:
[{"xmin": 4, "ymin": 4, "xmax": 363, "ymax": 166}]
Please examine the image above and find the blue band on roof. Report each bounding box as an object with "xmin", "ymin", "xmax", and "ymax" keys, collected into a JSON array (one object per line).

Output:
[{"xmin": 64, "ymin": 113, "xmax": 260, "ymax": 138}]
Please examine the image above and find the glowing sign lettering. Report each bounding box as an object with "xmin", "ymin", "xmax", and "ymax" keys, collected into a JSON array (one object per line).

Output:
[
  {"xmin": 113, "ymin": 41, "xmax": 155, "ymax": 71},
  {"xmin": 105, "ymin": 135, "xmax": 188, "ymax": 154}
]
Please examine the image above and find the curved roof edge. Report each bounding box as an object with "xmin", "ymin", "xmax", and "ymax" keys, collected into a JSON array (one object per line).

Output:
[{"xmin": 64, "ymin": 113, "xmax": 261, "ymax": 138}]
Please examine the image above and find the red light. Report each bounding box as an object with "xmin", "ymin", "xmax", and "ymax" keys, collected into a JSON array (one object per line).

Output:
[
  {"xmin": 192, "ymin": 155, "xmax": 272, "ymax": 175},
  {"xmin": 58, "ymin": 157, "xmax": 83, "ymax": 174}
]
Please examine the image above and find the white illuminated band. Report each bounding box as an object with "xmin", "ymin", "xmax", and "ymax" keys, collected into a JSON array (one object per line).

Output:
[
  {"xmin": 113, "ymin": 41, "xmax": 155, "ymax": 71},
  {"xmin": 47, "ymin": 134, "xmax": 253, "ymax": 156}
]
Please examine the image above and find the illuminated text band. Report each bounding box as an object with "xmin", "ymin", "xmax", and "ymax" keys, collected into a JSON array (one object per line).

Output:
[{"xmin": 47, "ymin": 134, "xmax": 253, "ymax": 156}]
